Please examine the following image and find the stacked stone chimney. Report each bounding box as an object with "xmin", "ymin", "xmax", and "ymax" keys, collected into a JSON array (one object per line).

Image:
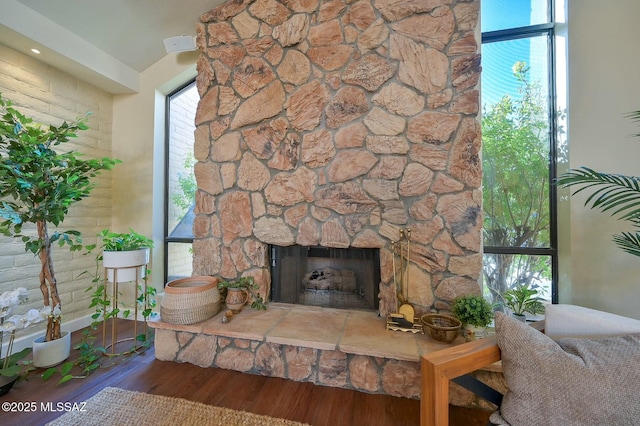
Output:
[{"xmin": 192, "ymin": 0, "xmax": 482, "ymax": 317}]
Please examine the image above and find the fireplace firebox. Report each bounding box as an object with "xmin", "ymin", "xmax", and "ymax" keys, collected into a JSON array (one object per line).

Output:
[{"xmin": 270, "ymin": 246, "xmax": 380, "ymax": 311}]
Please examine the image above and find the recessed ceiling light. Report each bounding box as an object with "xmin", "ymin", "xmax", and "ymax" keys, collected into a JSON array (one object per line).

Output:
[{"xmin": 31, "ymin": 48, "xmax": 40, "ymax": 54}]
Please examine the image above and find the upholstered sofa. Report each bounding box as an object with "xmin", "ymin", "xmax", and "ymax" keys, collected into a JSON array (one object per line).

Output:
[{"xmin": 421, "ymin": 304, "xmax": 640, "ymax": 426}]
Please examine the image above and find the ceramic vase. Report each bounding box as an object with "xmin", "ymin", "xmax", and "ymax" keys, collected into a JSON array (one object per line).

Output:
[
  {"xmin": 225, "ymin": 288, "xmax": 248, "ymax": 313},
  {"xmin": 463, "ymin": 325, "xmax": 487, "ymax": 341}
]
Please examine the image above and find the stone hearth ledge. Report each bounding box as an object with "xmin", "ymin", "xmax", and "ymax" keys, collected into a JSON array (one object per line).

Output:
[
  {"xmin": 150, "ymin": 303, "xmax": 463, "ymax": 362},
  {"xmin": 149, "ymin": 304, "xmax": 509, "ymax": 405}
]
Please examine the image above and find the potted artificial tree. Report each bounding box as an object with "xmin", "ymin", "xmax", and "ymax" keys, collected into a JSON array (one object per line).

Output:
[
  {"xmin": 452, "ymin": 294, "xmax": 494, "ymax": 340},
  {"xmin": 0, "ymin": 93, "xmax": 119, "ymax": 367},
  {"xmin": 500, "ymin": 285, "xmax": 546, "ymax": 322}
]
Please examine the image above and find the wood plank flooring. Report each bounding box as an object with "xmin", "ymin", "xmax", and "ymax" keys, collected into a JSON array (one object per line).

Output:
[{"xmin": 1, "ymin": 320, "xmax": 490, "ymax": 426}]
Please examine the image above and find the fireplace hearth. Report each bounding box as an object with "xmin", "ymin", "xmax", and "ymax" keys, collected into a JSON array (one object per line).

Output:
[{"xmin": 270, "ymin": 246, "xmax": 380, "ymax": 311}]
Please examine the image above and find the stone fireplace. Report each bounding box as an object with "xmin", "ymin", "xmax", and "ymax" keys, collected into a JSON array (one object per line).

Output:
[
  {"xmin": 154, "ymin": 0, "xmax": 494, "ymax": 403},
  {"xmin": 191, "ymin": 0, "xmax": 483, "ymax": 318}
]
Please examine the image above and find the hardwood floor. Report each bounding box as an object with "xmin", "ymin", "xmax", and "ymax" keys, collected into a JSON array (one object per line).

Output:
[{"xmin": 1, "ymin": 321, "xmax": 490, "ymax": 426}]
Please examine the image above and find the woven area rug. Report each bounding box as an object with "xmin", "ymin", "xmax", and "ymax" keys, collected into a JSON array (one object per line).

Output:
[{"xmin": 46, "ymin": 387, "xmax": 310, "ymax": 426}]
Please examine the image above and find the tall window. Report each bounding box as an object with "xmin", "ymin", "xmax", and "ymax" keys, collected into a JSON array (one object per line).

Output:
[
  {"xmin": 165, "ymin": 80, "xmax": 198, "ymax": 282},
  {"xmin": 481, "ymin": 0, "xmax": 559, "ymax": 305}
]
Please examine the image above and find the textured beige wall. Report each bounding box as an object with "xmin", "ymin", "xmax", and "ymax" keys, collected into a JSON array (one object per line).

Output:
[
  {"xmin": 565, "ymin": 0, "xmax": 640, "ymax": 318},
  {"xmin": 0, "ymin": 43, "xmax": 114, "ymax": 330},
  {"xmin": 111, "ymin": 52, "xmax": 198, "ymax": 291}
]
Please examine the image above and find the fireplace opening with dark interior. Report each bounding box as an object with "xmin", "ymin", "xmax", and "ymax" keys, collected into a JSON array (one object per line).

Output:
[{"xmin": 270, "ymin": 246, "xmax": 380, "ymax": 311}]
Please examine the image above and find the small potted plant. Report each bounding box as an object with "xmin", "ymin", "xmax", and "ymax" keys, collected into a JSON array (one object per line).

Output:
[
  {"xmin": 98, "ymin": 229, "xmax": 154, "ymax": 283},
  {"xmin": 452, "ymin": 294, "xmax": 494, "ymax": 340},
  {"xmin": 80, "ymin": 229, "xmax": 155, "ymax": 358},
  {"xmin": 501, "ymin": 285, "xmax": 546, "ymax": 322},
  {"xmin": 217, "ymin": 276, "xmax": 267, "ymax": 312}
]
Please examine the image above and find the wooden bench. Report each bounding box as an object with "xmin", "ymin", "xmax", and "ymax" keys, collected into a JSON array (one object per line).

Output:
[
  {"xmin": 421, "ymin": 336, "xmax": 500, "ymax": 426},
  {"xmin": 420, "ymin": 321, "xmax": 544, "ymax": 426}
]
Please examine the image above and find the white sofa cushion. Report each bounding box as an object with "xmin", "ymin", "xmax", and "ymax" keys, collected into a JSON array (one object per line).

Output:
[{"xmin": 545, "ymin": 304, "xmax": 640, "ymax": 339}]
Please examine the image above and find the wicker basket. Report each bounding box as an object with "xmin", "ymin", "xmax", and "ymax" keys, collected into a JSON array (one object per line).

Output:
[
  {"xmin": 421, "ymin": 314, "xmax": 462, "ymax": 343},
  {"xmin": 161, "ymin": 276, "xmax": 221, "ymax": 325}
]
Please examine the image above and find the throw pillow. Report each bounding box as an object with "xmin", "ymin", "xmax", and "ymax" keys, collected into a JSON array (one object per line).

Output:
[{"xmin": 490, "ymin": 312, "xmax": 640, "ymax": 426}]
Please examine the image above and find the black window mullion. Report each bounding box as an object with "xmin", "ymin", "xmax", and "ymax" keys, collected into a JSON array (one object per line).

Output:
[{"xmin": 482, "ymin": 23, "xmax": 555, "ymax": 44}]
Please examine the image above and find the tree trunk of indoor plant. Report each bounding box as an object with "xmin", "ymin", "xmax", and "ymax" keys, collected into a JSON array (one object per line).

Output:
[{"xmin": 37, "ymin": 220, "xmax": 61, "ymax": 341}]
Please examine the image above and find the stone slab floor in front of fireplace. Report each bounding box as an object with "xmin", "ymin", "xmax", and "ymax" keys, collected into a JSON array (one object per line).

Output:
[{"xmin": 150, "ymin": 304, "xmax": 473, "ymax": 400}]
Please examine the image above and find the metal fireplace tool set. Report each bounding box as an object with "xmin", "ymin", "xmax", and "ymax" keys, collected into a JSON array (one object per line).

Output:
[{"xmin": 386, "ymin": 228, "xmax": 423, "ymax": 334}]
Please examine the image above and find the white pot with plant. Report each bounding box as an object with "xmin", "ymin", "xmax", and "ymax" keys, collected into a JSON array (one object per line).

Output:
[
  {"xmin": 501, "ymin": 285, "xmax": 546, "ymax": 322},
  {"xmin": 452, "ymin": 294, "xmax": 494, "ymax": 340},
  {"xmin": 98, "ymin": 229, "xmax": 154, "ymax": 283},
  {"xmin": 0, "ymin": 93, "xmax": 119, "ymax": 367}
]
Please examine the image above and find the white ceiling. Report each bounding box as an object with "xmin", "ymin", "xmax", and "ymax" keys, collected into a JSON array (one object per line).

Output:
[{"xmin": 0, "ymin": 0, "xmax": 224, "ymax": 93}]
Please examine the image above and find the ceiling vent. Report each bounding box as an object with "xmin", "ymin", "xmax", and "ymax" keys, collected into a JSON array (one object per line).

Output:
[{"xmin": 163, "ymin": 35, "xmax": 197, "ymax": 53}]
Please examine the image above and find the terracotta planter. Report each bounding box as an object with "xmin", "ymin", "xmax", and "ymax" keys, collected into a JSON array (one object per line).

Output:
[
  {"xmin": 103, "ymin": 248, "xmax": 150, "ymax": 283},
  {"xmin": 225, "ymin": 288, "xmax": 248, "ymax": 313}
]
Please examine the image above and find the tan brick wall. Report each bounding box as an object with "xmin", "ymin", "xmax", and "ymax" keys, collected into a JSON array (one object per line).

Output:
[{"xmin": 0, "ymin": 43, "xmax": 114, "ymax": 329}]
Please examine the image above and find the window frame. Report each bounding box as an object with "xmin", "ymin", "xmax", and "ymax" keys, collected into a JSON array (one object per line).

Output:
[
  {"xmin": 481, "ymin": 4, "xmax": 559, "ymax": 303},
  {"xmin": 164, "ymin": 79, "xmax": 197, "ymax": 285}
]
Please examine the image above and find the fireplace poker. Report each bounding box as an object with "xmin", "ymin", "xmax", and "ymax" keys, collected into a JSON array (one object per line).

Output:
[
  {"xmin": 397, "ymin": 228, "xmax": 415, "ymax": 323},
  {"xmin": 406, "ymin": 228, "xmax": 411, "ymax": 303},
  {"xmin": 391, "ymin": 240, "xmax": 399, "ymax": 310},
  {"xmin": 399, "ymin": 229, "xmax": 405, "ymax": 299}
]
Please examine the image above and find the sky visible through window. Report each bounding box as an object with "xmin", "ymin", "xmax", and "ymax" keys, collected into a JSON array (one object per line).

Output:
[{"xmin": 481, "ymin": 0, "xmax": 550, "ymax": 108}]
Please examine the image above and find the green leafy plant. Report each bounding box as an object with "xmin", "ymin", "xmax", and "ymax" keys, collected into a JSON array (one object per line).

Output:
[
  {"xmin": 87, "ymin": 229, "xmax": 156, "ymax": 344},
  {"xmin": 170, "ymin": 153, "xmax": 196, "ymax": 216},
  {"xmin": 217, "ymin": 276, "xmax": 267, "ymax": 311},
  {"xmin": 451, "ymin": 295, "xmax": 494, "ymax": 328},
  {"xmin": 557, "ymin": 110, "xmax": 640, "ymax": 258},
  {"xmin": 93, "ymin": 228, "xmax": 155, "ymax": 326},
  {"xmin": 0, "ymin": 92, "xmax": 120, "ymax": 342},
  {"xmin": 96, "ymin": 228, "xmax": 154, "ymax": 251},
  {"xmin": 1, "ymin": 347, "xmax": 32, "ymax": 379},
  {"xmin": 500, "ymin": 285, "xmax": 546, "ymax": 316},
  {"xmin": 89, "ymin": 228, "xmax": 155, "ymax": 332},
  {"xmin": 42, "ymin": 231, "xmax": 157, "ymax": 385}
]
